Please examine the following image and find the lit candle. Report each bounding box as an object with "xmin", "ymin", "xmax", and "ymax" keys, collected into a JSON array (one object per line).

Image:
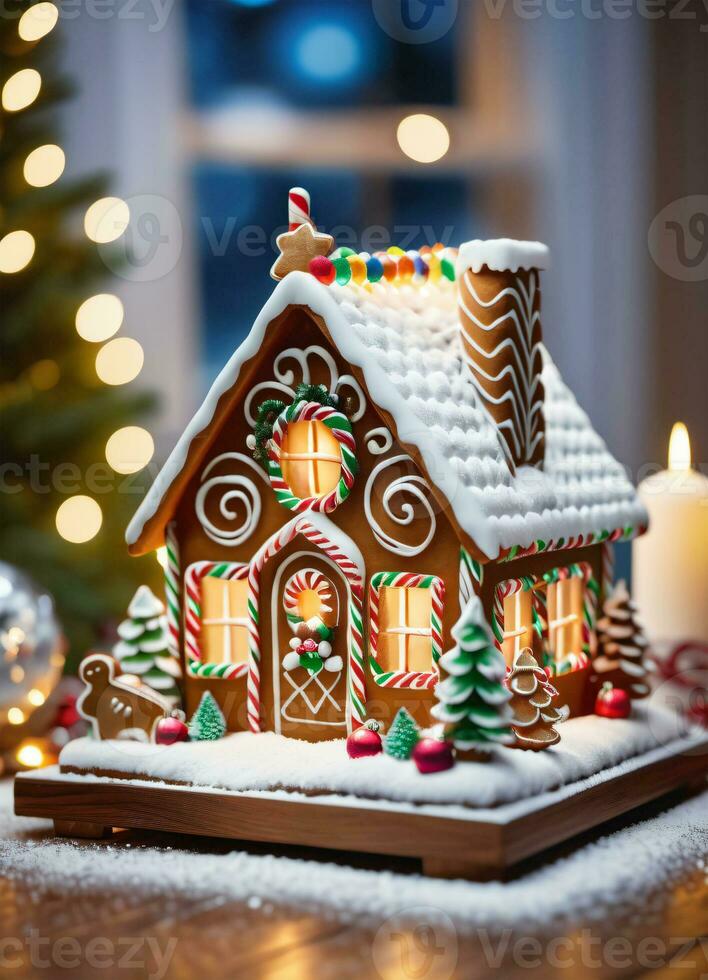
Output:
[{"xmin": 633, "ymin": 423, "xmax": 708, "ymax": 643}]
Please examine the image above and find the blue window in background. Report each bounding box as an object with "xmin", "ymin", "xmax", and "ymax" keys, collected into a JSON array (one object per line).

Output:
[{"xmin": 185, "ymin": 0, "xmax": 458, "ymax": 110}]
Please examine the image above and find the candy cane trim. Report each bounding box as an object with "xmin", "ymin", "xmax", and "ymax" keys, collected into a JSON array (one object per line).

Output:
[
  {"xmin": 267, "ymin": 401, "xmax": 357, "ymax": 515},
  {"xmin": 184, "ymin": 561, "xmax": 251, "ymax": 680},
  {"xmin": 368, "ymin": 572, "xmax": 445, "ymax": 690},
  {"xmin": 247, "ymin": 516, "xmax": 366, "ymax": 732}
]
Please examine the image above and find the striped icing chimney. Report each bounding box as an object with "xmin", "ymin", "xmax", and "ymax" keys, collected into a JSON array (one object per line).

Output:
[{"xmin": 456, "ymin": 239, "xmax": 550, "ymax": 472}]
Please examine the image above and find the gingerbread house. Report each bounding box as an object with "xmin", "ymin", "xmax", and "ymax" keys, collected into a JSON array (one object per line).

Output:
[{"xmin": 126, "ymin": 232, "xmax": 648, "ymax": 741}]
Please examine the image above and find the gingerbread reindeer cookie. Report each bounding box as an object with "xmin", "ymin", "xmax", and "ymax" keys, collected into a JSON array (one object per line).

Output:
[{"xmin": 77, "ymin": 653, "xmax": 170, "ymax": 742}]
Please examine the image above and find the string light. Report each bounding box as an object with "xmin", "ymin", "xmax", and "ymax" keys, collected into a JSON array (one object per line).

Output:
[
  {"xmin": 18, "ymin": 3, "xmax": 59, "ymax": 41},
  {"xmin": 105, "ymin": 426, "xmax": 154, "ymax": 474},
  {"xmin": 0, "ymin": 230, "xmax": 35, "ymax": 273},
  {"xmin": 397, "ymin": 114, "xmax": 450, "ymax": 164},
  {"xmin": 95, "ymin": 337, "xmax": 143, "ymax": 385},
  {"xmin": 75, "ymin": 293, "xmax": 124, "ymax": 342},
  {"xmin": 15, "ymin": 743, "xmax": 44, "ymax": 768},
  {"xmin": 55, "ymin": 495, "xmax": 103, "ymax": 543},
  {"xmin": 2, "ymin": 68, "xmax": 42, "ymax": 112},
  {"xmin": 84, "ymin": 197, "xmax": 130, "ymax": 244},
  {"xmin": 23, "ymin": 144, "xmax": 65, "ymax": 187}
]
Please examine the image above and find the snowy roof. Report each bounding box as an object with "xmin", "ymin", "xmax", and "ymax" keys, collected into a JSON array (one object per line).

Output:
[{"xmin": 127, "ymin": 271, "xmax": 647, "ymax": 559}]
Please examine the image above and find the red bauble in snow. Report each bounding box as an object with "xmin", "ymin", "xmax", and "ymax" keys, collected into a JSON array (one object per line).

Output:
[
  {"xmin": 346, "ymin": 721, "xmax": 383, "ymax": 759},
  {"xmin": 155, "ymin": 713, "xmax": 189, "ymax": 745},
  {"xmin": 412, "ymin": 737, "xmax": 455, "ymax": 774},
  {"xmin": 595, "ymin": 682, "xmax": 631, "ymax": 720}
]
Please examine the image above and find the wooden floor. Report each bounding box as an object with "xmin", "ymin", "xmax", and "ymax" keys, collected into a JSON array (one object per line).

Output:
[{"xmin": 2, "ymin": 784, "xmax": 707, "ymax": 980}]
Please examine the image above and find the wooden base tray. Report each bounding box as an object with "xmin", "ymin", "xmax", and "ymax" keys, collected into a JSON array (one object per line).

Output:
[{"xmin": 14, "ymin": 733, "xmax": 708, "ymax": 880}]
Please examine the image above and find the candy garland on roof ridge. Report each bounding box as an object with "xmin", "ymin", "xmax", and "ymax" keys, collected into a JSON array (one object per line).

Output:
[{"xmin": 310, "ymin": 244, "xmax": 459, "ymax": 288}]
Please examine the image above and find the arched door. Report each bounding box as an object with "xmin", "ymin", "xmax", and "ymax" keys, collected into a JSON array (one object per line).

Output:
[{"xmin": 271, "ymin": 552, "xmax": 349, "ymax": 739}]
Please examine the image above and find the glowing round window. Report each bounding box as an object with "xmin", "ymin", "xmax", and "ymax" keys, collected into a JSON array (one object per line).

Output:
[{"xmin": 268, "ymin": 401, "xmax": 357, "ymax": 514}]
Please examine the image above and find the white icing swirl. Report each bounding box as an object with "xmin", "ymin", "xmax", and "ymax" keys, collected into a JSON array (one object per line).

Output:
[
  {"xmin": 195, "ymin": 453, "xmax": 268, "ymax": 548},
  {"xmin": 365, "ymin": 427, "xmax": 393, "ymax": 456},
  {"xmin": 365, "ymin": 454, "xmax": 436, "ymax": 557}
]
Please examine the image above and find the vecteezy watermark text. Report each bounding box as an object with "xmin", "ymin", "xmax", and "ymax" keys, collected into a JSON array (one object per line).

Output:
[
  {"xmin": 0, "ymin": 931, "xmax": 177, "ymax": 979},
  {"xmin": 481, "ymin": 0, "xmax": 708, "ymax": 31}
]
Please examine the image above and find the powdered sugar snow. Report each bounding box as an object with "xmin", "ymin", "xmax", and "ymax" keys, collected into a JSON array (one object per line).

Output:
[{"xmin": 60, "ymin": 702, "xmax": 694, "ymax": 808}]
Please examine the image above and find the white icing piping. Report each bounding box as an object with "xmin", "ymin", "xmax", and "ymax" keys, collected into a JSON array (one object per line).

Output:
[
  {"xmin": 365, "ymin": 454, "xmax": 436, "ymax": 558},
  {"xmin": 195, "ymin": 453, "xmax": 269, "ymax": 548},
  {"xmin": 365, "ymin": 427, "xmax": 394, "ymax": 456}
]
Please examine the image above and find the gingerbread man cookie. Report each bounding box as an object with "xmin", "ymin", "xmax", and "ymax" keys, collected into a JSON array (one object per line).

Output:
[{"xmin": 77, "ymin": 653, "xmax": 170, "ymax": 742}]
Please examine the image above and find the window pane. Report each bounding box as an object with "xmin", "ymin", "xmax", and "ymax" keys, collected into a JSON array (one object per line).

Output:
[
  {"xmin": 378, "ymin": 633, "xmax": 405, "ymax": 673},
  {"xmin": 201, "ymin": 577, "xmax": 249, "ymax": 665},
  {"xmin": 280, "ymin": 420, "xmax": 342, "ymax": 499},
  {"xmin": 407, "ymin": 634, "xmax": 432, "ymax": 672},
  {"xmin": 502, "ymin": 590, "xmax": 533, "ymax": 666}
]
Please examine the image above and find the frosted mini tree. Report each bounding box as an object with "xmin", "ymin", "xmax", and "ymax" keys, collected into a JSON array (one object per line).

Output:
[
  {"xmin": 384, "ymin": 707, "xmax": 420, "ymax": 760},
  {"xmin": 189, "ymin": 691, "xmax": 226, "ymax": 741},
  {"xmin": 595, "ymin": 580, "xmax": 650, "ymax": 699},
  {"xmin": 113, "ymin": 586, "xmax": 180, "ymax": 705},
  {"xmin": 432, "ymin": 599, "xmax": 513, "ymax": 752}
]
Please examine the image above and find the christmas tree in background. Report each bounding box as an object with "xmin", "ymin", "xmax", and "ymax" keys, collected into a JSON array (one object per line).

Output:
[
  {"xmin": 384, "ymin": 707, "xmax": 420, "ymax": 760},
  {"xmin": 432, "ymin": 599, "xmax": 513, "ymax": 752},
  {"xmin": 595, "ymin": 580, "xmax": 650, "ymax": 699},
  {"xmin": 189, "ymin": 691, "xmax": 226, "ymax": 742},
  {"xmin": 507, "ymin": 649, "xmax": 565, "ymax": 750},
  {"xmin": 113, "ymin": 586, "xmax": 180, "ymax": 705},
  {"xmin": 0, "ymin": 2, "xmax": 155, "ymax": 669}
]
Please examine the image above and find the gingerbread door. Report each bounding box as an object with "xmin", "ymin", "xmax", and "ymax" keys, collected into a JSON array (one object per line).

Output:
[{"xmin": 271, "ymin": 557, "xmax": 348, "ymax": 739}]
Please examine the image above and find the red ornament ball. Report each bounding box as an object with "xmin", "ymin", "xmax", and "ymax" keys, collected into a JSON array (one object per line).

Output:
[
  {"xmin": 412, "ymin": 737, "xmax": 455, "ymax": 775},
  {"xmin": 155, "ymin": 714, "xmax": 189, "ymax": 745},
  {"xmin": 309, "ymin": 255, "xmax": 335, "ymax": 285},
  {"xmin": 346, "ymin": 725, "xmax": 383, "ymax": 759},
  {"xmin": 595, "ymin": 683, "xmax": 631, "ymax": 720}
]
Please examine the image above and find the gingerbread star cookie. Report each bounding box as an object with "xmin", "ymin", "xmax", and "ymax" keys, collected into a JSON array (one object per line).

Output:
[{"xmin": 270, "ymin": 222, "xmax": 334, "ymax": 281}]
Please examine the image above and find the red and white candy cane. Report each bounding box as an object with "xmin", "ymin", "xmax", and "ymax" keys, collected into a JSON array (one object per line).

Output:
[
  {"xmin": 246, "ymin": 515, "xmax": 366, "ymax": 732},
  {"xmin": 289, "ymin": 187, "xmax": 312, "ymax": 231},
  {"xmin": 368, "ymin": 572, "xmax": 445, "ymax": 690},
  {"xmin": 164, "ymin": 522, "xmax": 181, "ymax": 668},
  {"xmin": 183, "ymin": 561, "xmax": 250, "ymax": 680}
]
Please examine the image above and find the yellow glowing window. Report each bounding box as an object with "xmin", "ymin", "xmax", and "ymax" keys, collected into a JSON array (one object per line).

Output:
[
  {"xmin": 280, "ymin": 420, "xmax": 341, "ymax": 500},
  {"xmin": 502, "ymin": 590, "xmax": 533, "ymax": 666},
  {"xmin": 201, "ymin": 577, "xmax": 249, "ymax": 666},
  {"xmin": 547, "ymin": 577, "xmax": 583, "ymax": 662},
  {"xmin": 378, "ymin": 586, "xmax": 433, "ymax": 673}
]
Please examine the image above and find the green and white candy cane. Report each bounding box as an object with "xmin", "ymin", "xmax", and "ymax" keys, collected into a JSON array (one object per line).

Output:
[{"xmin": 267, "ymin": 400, "xmax": 357, "ymax": 514}]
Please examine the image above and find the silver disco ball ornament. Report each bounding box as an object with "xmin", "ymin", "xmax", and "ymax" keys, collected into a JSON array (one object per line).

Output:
[{"xmin": 0, "ymin": 562, "xmax": 65, "ymax": 741}]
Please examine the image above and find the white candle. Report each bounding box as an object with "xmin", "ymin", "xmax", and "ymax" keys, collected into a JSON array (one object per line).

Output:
[{"xmin": 633, "ymin": 423, "xmax": 708, "ymax": 643}]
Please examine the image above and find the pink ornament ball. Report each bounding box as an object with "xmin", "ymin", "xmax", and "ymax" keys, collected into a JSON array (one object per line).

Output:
[
  {"xmin": 412, "ymin": 737, "xmax": 455, "ymax": 774},
  {"xmin": 346, "ymin": 725, "xmax": 383, "ymax": 759},
  {"xmin": 155, "ymin": 714, "xmax": 189, "ymax": 746},
  {"xmin": 309, "ymin": 256, "xmax": 335, "ymax": 285}
]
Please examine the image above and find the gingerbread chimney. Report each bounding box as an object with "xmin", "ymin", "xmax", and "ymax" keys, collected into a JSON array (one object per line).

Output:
[{"xmin": 456, "ymin": 240, "xmax": 550, "ymax": 472}]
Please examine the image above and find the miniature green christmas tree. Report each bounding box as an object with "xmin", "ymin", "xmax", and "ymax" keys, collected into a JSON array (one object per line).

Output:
[
  {"xmin": 113, "ymin": 586, "xmax": 180, "ymax": 705},
  {"xmin": 189, "ymin": 691, "xmax": 226, "ymax": 741},
  {"xmin": 384, "ymin": 707, "xmax": 420, "ymax": 760},
  {"xmin": 432, "ymin": 598, "xmax": 514, "ymax": 752}
]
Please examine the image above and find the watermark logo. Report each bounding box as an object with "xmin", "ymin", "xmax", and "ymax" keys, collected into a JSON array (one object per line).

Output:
[
  {"xmin": 648, "ymin": 195, "xmax": 708, "ymax": 281},
  {"xmin": 99, "ymin": 194, "xmax": 183, "ymax": 282},
  {"xmin": 372, "ymin": 907, "xmax": 458, "ymax": 979},
  {"xmin": 372, "ymin": 0, "xmax": 459, "ymax": 44}
]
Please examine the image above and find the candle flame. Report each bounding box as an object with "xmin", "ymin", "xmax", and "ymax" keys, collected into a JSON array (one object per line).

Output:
[{"xmin": 668, "ymin": 422, "xmax": 691, "ymax": 472}]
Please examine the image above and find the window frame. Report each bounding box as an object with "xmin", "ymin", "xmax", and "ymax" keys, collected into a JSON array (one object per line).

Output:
[
  {"xmin": 368, "ymin": 572, "xmax": 445, "ymax": 689},
  {"xmin": 268, "ymin": 400, "xmax": 357, "ymax": 514},
  {"xmin": 184, "ymin": 561, "xmax": 252, "ymax": 679}
]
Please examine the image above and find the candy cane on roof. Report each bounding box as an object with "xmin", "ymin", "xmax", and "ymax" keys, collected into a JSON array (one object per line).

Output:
[{"xmin": 289, "ymin": 187, "xmax": 312, "ymax": 231}]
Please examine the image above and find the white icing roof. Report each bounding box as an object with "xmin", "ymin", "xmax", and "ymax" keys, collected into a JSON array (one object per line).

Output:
[{"xmin": 127, "ymin": 272, "xmax": 647, "ymax": 559}]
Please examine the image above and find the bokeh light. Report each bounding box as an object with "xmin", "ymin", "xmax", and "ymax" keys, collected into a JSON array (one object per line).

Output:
[
  {"xmin": 28, "ymin": 359, "xmax": 60, "ymax": 391},
  {"xmin": 23, "ymin": 144, "xmax": 65, "ymax": 187},
  {"xmin": 8, "ymin": 707, "xmax": 25, "ymax": 725},
  {"xmin": 16, "ymin": 743, "xmax": 44, "ymax": 768},
  {"xmin": 295, "ymin": 24, "xmax": 361, "ymax": 82},
  {"xmin": 55, "ymin": 495, "xmax": 103, "ymax": 543},
  {"xmin": 1, "ymin": 68, "xmax": 41, "ymax": 112},
  {"xmin": 18, "ymin": 2, "xmax": 59, "ymax": 42},
  {"xmin": 105, "ymin": 426, "xmax": 155, "ymax": 474},
  {"xmin": 397, "ymin": 114, "xmax": 451, "ymax": 164},
  {"xmin": 0, "ymin": 230, "xmax": 35, "ymax": 273},
  {"xmin": 95, "ymin": 337, "xmax": 144, "ymax": 385},
  {"xmin": 84, "ymin": 197, "xmax": 130, "ymax": 244},
  {"xmin": 75, "ymin": 293, "xmax": 124, "ymax": 342},
  {"xmin": 27, "ymin": 689, "xmax": 46, "ymax": 707}
]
